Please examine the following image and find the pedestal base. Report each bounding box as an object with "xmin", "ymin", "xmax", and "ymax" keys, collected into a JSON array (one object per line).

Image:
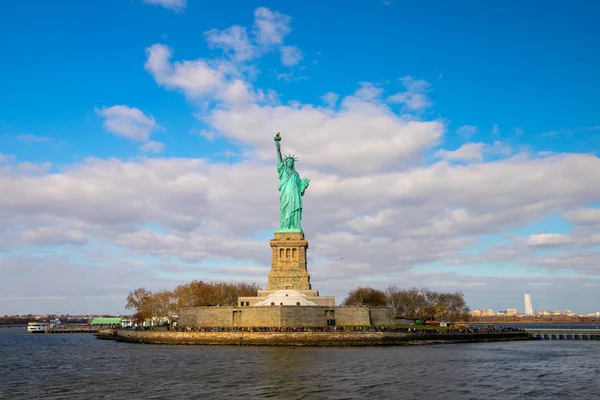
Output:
[{"xmin": 267, "ymin": 232, "xmax": 311, "ymax": 291}]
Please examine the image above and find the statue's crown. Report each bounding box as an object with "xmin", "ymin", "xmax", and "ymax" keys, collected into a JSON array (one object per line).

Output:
[{"xmin": 284, "ymin": 153, "xmax": 298, "ymax": 162}]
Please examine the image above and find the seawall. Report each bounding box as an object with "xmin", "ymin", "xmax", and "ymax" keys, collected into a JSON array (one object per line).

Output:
[{"xmin": 97, "ymin": 329, "xmax": 533, "ymax": 346}]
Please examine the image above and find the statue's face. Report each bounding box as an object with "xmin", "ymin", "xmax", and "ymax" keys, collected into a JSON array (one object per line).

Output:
[{"xmin": 285, "ymin": 158, "xmax": 294, "ymax": 168}]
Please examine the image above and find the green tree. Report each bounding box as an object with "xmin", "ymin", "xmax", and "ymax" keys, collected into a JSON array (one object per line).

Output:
[
  {"xmin": 343, "ymin": 287, "xmax": 388, "ymax": 306},
  {"xmin": 173, "ymin": 280, "xmax": 260, "ymax": 308}
]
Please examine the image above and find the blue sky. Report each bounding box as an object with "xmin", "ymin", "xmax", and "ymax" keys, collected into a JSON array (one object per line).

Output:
[{"xmin": 1, "ymin": 0, "xmax": 599, "ymax": 315}]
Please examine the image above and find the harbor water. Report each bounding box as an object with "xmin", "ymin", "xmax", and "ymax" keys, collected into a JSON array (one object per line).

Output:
[{"xmin": 0, "ymin": 327, "xmax": 599, "ymax": 399}]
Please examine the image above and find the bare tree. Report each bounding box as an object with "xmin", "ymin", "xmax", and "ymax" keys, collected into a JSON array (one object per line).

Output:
[
  {"xmin": 385, "ymin": 285, "xmax": 402, "ymax": 314},
  {"xmin": 154, "ymin": 290, "xmax": 179, "ymax": 326},
  {"xmin": 125, "ymin": 288, "xmax": 153, "ymax": 323},
  {"xmin": 381, "ymin": 286, "xmax": 470, "ymax": 322}
]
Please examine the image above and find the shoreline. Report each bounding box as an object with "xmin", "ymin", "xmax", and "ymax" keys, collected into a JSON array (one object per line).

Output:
[
  {"xmin": 97, "ymin": 329, "xmax": 533, "ymax": 346},
  {"xmin": 469, "ymin": 321, "xmax": 600, "ymax": 325}
]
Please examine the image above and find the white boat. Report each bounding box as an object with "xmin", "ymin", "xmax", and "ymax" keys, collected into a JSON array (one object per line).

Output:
[{"xmin": 27, "ymin": 322, "xmax": 48, "ymax": 333}]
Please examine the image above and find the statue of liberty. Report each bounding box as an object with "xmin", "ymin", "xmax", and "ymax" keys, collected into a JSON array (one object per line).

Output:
[{"xmin": 274, "ymin": 132, "xmax": 310, "ymax": 232}]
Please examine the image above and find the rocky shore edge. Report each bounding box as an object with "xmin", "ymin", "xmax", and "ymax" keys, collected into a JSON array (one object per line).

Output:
[{"xmin": 97, "ymin": 329, "xmax": 533, "ymax": 346}]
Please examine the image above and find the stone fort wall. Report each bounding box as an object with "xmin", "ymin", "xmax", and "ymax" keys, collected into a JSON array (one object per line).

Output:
[{"xmin": 178, "ymin": 305, "xmax": 395, "ymax": 327}]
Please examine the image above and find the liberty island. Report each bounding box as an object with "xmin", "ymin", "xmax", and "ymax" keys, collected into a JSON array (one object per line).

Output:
[
  {"xmin": 177, "ymin": 133, "xmax": 393, "ymax": 326},
  {"xmin": 96, "ymin": 133, "xmax": 532, "ymax": 345}
]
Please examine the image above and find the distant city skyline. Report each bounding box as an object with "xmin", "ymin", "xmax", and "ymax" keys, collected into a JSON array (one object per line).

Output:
[
  {"xmin": 472, "ymin": 305, "xmax": 600, "ymax": 318},
  {"xmin": 524, "ymin": 294, "xmax": 534, "ymax": 316},
  {"xmin": 1, "ymin": 1, "xmax": 600, "ymax": 314}
]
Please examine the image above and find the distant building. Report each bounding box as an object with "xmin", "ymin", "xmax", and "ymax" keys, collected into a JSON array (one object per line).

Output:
[
  {"xmin": 394, "ymin": 317, "xmax": 417, "ymax": 325},
  {"xmin": 506, "ymin": 308, "xmax": 517, "ymax": 316},
  {"xmin": 524, "ymin": 294, "xmax": 533, "ymax": 316},
  {"xmin": 90, "ymin": 317, "xmax": 122, "ymax": 327}
]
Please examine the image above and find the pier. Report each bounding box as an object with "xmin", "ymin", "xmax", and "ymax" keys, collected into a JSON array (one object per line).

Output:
[
  {"xmin": 525, "ymin": 329, "xmax": 600, "ymax": 340},
  {"xmin": 43, "ymin": 326, "xmax": 99, "ymax": 334}
]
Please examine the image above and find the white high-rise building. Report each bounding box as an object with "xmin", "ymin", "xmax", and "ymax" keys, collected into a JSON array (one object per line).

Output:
[{"xmin": 524, "ymin": 293, "xmax": 533, "ymax": 316}]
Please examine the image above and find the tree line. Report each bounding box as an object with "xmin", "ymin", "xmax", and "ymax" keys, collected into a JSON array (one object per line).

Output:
[
  {"xmin": 343, "ymin": 285, "xmax": 470, "ymax": 322},
  {"xmin": 126, "ymin": 280, "xmax": 260, "ymax": 324},
  {"xmin": 126, "ymin": 281, "xmax": 470, "ymax": 324}
]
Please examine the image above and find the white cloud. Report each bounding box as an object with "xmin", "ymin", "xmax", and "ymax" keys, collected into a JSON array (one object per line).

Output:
[
  {"xmin": 205, "ymin": 25, "xmax": 255, "ymax": 62},
  {"xmin": 3, "ymin": 150, "xmax": 600, "ymax": 313},
  {"xmin": 17, "ymin": 161, "xmax": 52, "ymax": 175},
  {"xmin": 456, "ymin": 125, "xmax": 478, "ymax": 138},
  {"xmin": 400, "ymin": 76, "xmax": 430, "ymax": 93},
  {"xmin": 202, "ymin": 7, "xmax": 302, "ymax": 71},
  {"xmin": 562, "ymin": 208, "xmax": 600, "ymax": 225},
  {"xmin": 145, "ymin": 44, "xmax": 260, "ymax": 106},
  {"xmin": 253, "ymin": 7, "xmax": 292, "ymax": 46},
  {"xmin": 114, "ymin": 229, "xmax": 264, "ymax": 263},
  {"xmin": 580, "ymin": 125, "xmax": 600, "ymax": 131},
  {"xmin": 144, "ymin": 36, "xmax": 442, "ymax": 176},
  {"xmin": 254, "ymin": 88, "xmax": 279, "ymax": 104},
  {"xmin": 21, "ymin": 227, "xmax": 87, "ymax": 245},
  {"xmin": 276, "ymin": 72, "xmax": 308, "ymax": 82},
  {"xmin": 17, "ymin": 134, "xmax": 52, "ymax": 144},
  {"xmin": 354, "ymin": 82, "xmax": 383, "ymax": 101},
  {"xmin": 436, "ymin": 141, "xmax": 511, "ymax": 163},
  {"xmin": 196, "ymin": 129, "xmax": 216, "ymax": 141},
  {"xmin": 143, "ymin": 0, "xmax": 186, "ymax": 12},
  {"xmin": 96, "ymin": 105, "xmax": 158, "ymax": 142},
  {"xmin": 321, "ymin": 92, "xmax": 339, "ymax": 108},
  {"xmin": 491, "ymin": 124, "xmax": 499, "ymax": 135},
  {"xmin": 145, "ymin": 7, "xmax": 302, "ymax": 104},
  {"xmin": 205, "ymin": 85, "xmax": 444, "ymax": 175},
  {"xmin": 217, "ymin": 79, "xmax": 255, "ymax": 105},
  {"xmin": 145, "ymin": 44, "xmax": 225, "ymax": 99},
  {"xmin": 524, "ymin": 229, "xmax": 600, "ymax": 250},
  {"xmin": 436, "ymin": 143, "xmax": 485, "ymax": 162},
  {"xmin": 140, "ymin": 141, "xmax": 165, "ymax": 153},
  {"xmin": 3, "ymin": 153, "xmax": 599, "ymax": 247},
  {"xmin": 387, "ymin": 76, "xmax": 432, "ymax": 111},
  {"xmin": 527, "ymin": 233, "xmax": 571, "ymax": 247},
  {"xmin": 391, "ymin": 92, "xmax": 429, "ymax": 110},
  {"xmin": 280, "ymin": 45, "xmax": 303, "ymax": 66}
]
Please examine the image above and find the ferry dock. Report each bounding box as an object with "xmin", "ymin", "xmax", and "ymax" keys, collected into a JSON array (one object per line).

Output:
[{"xmin": 43, "ymin": 326, "xmax": 99, "ymax": 334}]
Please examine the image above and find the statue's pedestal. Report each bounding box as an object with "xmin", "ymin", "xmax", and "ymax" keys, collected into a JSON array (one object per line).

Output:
[
  {"xmin": 268, "ymin": 232, "xmax": 310, "ymax": 291},
  {"xmin": 237, "ymin": 231, "xmax": 335, "ymax": 307}
]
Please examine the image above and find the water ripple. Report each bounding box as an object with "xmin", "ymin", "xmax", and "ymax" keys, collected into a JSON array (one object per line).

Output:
[{"xmin": 1, "ymin": 328, "xmax": 600, "ymax": 399}]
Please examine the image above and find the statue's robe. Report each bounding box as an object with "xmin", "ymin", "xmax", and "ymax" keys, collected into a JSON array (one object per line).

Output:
[{"xmin": 277, "ymin": 162, "xmax": 307, "ymax": 230}]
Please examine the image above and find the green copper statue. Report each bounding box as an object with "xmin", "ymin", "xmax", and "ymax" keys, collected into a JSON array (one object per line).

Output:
[{"xmin": 274, "ymin": 132, "xmax": 310, "ymax": 232}]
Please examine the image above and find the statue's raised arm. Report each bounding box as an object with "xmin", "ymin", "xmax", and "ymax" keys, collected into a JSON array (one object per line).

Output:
[
  {"xmin": 274, "ymin": 132, "xmax": 283, "ymax": 164},
  {"xmin": 273, "ymin": 132, "xmax": 309, "ymax": 233}
]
